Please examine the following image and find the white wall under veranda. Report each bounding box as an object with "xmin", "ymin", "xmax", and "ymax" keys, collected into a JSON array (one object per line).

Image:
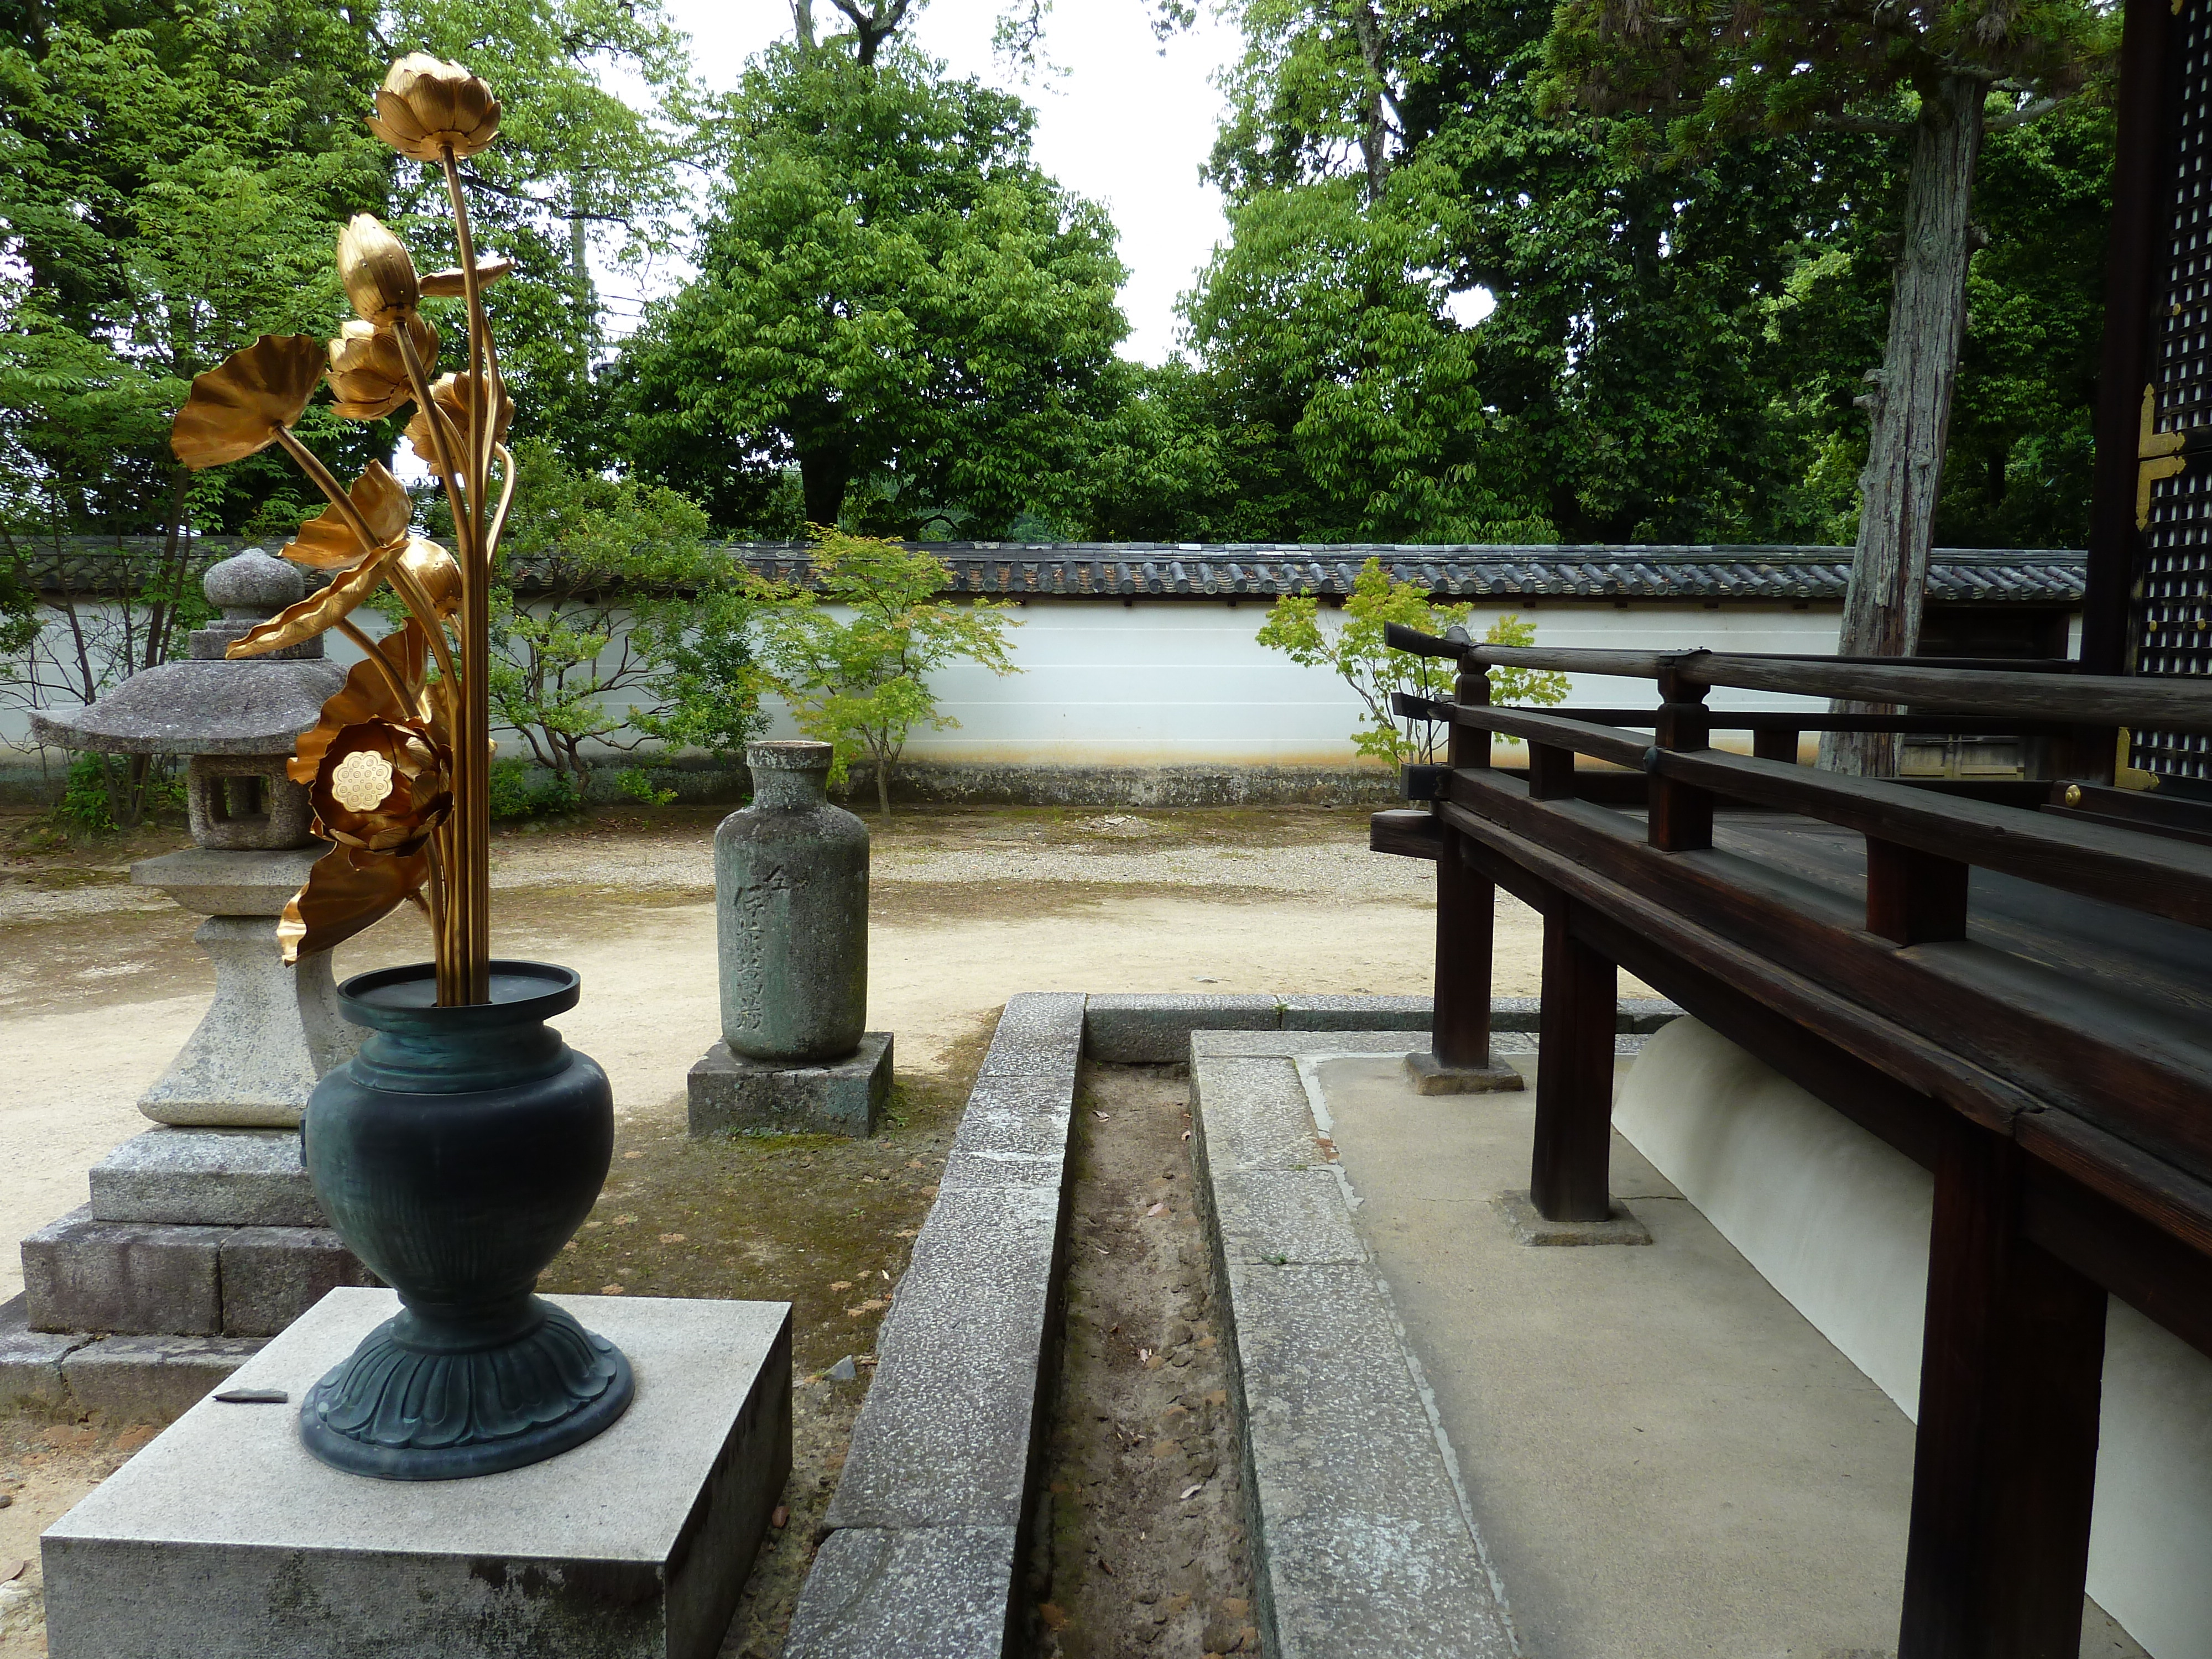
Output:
[{"xmin": 4, "ymin": 595, "xmax": 2062, "ymax": 770}]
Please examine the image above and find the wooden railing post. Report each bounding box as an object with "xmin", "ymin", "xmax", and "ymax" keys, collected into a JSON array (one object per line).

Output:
[
  {"xmin": 1899, "ymin": 1120, "xmax": 2106, "ymax": 1659},
  {"xmin": 1865, "ymin": 839, "xmax": 1970, "ymax": 946},
  {"xmin": 1409, "ymin": 653, "xmax": 1525, "ymax": 1097},
  {"xmin": 1650, "ymin": 664, "xmax": 1714, "ymax": 852},
  {"xmin": 1527, "ymin": 742, "xmax": 1575, "ymax": 800},
  {"xmin": 1751, "ymin": 726, "xmax": 1801, "ymax": 764},
  {"xmin": 1530, "ymin": 898, "xmax": 1617, "ymax": 1222}
]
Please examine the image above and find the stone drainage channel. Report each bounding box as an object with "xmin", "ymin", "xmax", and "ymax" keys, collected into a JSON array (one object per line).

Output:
[{"xmin": 785, "ymin": 992, "xmax": 1676, "ymax": 1659}]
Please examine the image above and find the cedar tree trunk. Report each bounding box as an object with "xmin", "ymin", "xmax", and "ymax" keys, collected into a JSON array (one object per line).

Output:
[{"xmin": 1820, "ymin": 74, "xmax": 1984, "ymax": 776}]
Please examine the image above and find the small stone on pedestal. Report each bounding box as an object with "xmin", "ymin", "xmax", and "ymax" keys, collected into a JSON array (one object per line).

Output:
[
  {"xmin": 691, "ymin": 740, "xmax": 891, "ymax": 1139},
  {"xmin": 41, "ymin": 1290, "xmax": 794, "ymax": 1659}
]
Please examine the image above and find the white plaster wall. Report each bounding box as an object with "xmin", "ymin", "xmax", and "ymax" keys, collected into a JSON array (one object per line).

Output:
[
  {"xmin": 1616, "ymin": 1016, "xmax": 2212, "ymax": 1657},
  {"xmin": 2, "ymin": 596, "xmax": 1849, "ymax": 769}
]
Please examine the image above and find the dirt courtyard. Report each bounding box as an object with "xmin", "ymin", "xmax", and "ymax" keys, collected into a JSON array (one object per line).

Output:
[{"xmin": 0, "ymin": 801, "xmax": 1596, "ymax": 1297}]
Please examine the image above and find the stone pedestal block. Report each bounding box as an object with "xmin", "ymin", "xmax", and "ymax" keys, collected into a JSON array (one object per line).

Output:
[
  {"xmin": 90, "ymin": 1128, "xmax": 322, "ymax": 1227},
  {"xmin": 688, "ymin": 1032, "xmax": 893, "ymax": 1139},
  {"xmin": 22, "ymin": 1207, "xmax": 373, "ymax": 1337},
  {"xmin": 1404, "ymin": 1049, "xmax": 1527, "ymax": 1096},
  {"xmin": 42, "ymin": 1289, "xmax": 794, "ymax": 1659}
]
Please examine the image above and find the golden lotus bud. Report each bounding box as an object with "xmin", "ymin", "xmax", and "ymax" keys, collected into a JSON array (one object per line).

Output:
[
  {"xmin": 420, "ymin": 257, "xmax": 513, "ymax": 299},
  {"xmin": 367, "ymin": 54, "xmax": 500, "ymax": 162},
  {"xmin": 397, "ymin": 538, "xmax": 463, "ymax": 619},
  {"xmin": 338, "ymin": 214, "xmax": 420, "ymax": 327},
  {"xmin": 405, "ymin": 371, "xmax": 513, "ymax": 460},
  {"xmin": 171, "ymin": 336, "xmax": 325, "ymax": 469},
  {"xmin": 326, "ymin": 316, "xmax": 439, "ymax": 421}
]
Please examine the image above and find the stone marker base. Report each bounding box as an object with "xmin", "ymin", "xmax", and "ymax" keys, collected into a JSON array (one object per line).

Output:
[
  {"xmin": 1404, "ymin": 1050, "xmax": 1527, "ymax": 1096},
  {"xmin": 90, "ymin": 1128, "xmax": 322, "ymax": 1227},
  {"xmin": 688, "ymin": 1033, "xmax": 893, "ymax": 1138},
  {"xmin": 0, "ymin": 1293, "xmax": 262, "ymax": 1422},
  {"xmin": 42, "ymin": 1288, "xmax": 792, "ymax": 1659}
]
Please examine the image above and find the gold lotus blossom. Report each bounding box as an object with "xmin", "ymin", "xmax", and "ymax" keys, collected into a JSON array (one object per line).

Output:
[
  {"xmin": 367, "ymin": 54, "xmax": 500, "ymax": 161},
  {"xmin": 229, "ymin": 536, "xmax": 445, "ymax": 659},
  {"xmin": 171, "ymin": 336, "xmax": 324, "ymax": 469},
  {"xmin": 289, "ymin": 624, "xmax": 434, "ymax": 787},
  {"xmin": 310, "ymin": 718, "xmax": 453, "ymax": 855},
  {"xmin": 420, "ymin": 257, "xmax": 513, "ymax": 298},
  {"xmin": 280, "ymin": 462, "xmax": 413, "ymax": 571},
  {"xmin": 279, "ymin": 841, "xmax": 431, "ymax": 963},
  {"xmin": 326, "ymin": 316, "xmax": 439, "ymax": 421},
  {"xmin": 338, "ymin": 215, "xmax": 420, "ymax": 327},
  {"xmin": 405, "ymin": 371, "xmax": 512, "ymax": 460}
]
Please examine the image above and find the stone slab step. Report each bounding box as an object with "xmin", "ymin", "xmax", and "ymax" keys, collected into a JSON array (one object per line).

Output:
[
  {"xmin": 1, "ymin": 1293, "xmax": 262, "ymax": 1424},
  {"xmin": 22, "ymin": 1208, "xmax": 376, "ymax": 1339},
  {"xmin": 90, "ymin": 1128, "xmax": 322, "ymax": 1228}
]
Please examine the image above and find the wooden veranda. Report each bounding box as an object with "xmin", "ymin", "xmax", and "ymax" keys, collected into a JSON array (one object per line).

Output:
[{"xmin": 1366, "ymin": 3, "xmax": 2212, "ymax": 1652}]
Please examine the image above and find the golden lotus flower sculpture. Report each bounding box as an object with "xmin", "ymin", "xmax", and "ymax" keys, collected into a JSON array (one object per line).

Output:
[
  {"xmin": 175, "ymin": 52, "xmax": 515, "ymax": 1005},
  {"xmin": 367, "ymin": 54, "xmax": 500, "ymax": 161},
  {"xmin": 328, "ymin": 317, "xmax": 439, "ymax": 420}
]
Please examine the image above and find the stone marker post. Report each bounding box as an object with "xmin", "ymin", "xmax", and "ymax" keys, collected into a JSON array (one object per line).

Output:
[
  {"xmin": 688, "ymin": 740, "xmax": 892, "ymax": 1136},
  {"xmin": 13, "ymin": 550, "xmax": 378, "ymax": 1399}
]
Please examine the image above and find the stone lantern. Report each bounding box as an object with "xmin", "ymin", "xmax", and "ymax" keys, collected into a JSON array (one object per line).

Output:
[{"xmin": 15, "ymin": 549, "xmax": 378, "ymax": 1399}]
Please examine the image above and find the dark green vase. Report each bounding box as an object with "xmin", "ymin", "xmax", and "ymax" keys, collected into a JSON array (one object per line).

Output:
[{"xmin": 298, "ymin": 961, "xmax": 634, "ymax": 1480}]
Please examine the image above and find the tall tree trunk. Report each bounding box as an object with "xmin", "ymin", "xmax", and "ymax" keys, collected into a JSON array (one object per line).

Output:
[
  {"xmin": 791, "ymin": 0, "xmax": 816, "ymax": 49},
  {"xmin": 1820, "ymin": 74, "xmax": 1984, "ymax": 776},
  {"xmin": 1347, "ymin": 2, "xmax": 1391, "ymax": 206},
  {"xmin": 799, "ymin": 444, "xmax": 853, "ymax": 528}
]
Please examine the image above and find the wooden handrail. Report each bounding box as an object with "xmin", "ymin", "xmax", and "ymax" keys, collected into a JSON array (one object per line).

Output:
[
  {"xmin": 1393, "ymin": 694, "xmax": 2074, "ymax": 736},
  {"xmin": 1385, "ymin": 623, "xmax": 2212, "ymax": 728}
]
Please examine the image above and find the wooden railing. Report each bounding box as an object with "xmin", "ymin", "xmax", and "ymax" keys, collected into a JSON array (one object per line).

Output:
[{"xmin": 1374, "ymin": 624, "xmax": 2212, "ymax": 1659}]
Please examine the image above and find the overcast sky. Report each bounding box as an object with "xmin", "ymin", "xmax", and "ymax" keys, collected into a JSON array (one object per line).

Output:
[{"xmin": 603, "ymin": 1, "xmax": 1243, "ymax": 364}]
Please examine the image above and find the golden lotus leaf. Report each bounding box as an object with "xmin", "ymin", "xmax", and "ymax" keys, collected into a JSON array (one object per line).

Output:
[
  {"xmin": 280, "ymin": 461, "xmax": 414, "ymax": 570},
  {"xmin": 367, "ymin": 53, "xmax": 500, "ymax": 161},
  {"xmin": 327, "ymin": 316, "xmax": 439, "ymax": 421},
  {"xmin": 171, "ymin": 336, "xmax": 324, "ymax": 469},
  {"xmin": 405, "ymin": 371, "xmax": 513, "ymax": 461},
  {"xmin": 279, "ymin": 841, "xmax": 431, "ymax": 963},
  {"xmin": 420, "ymin": 257, "xmax": 513, "ymax": 298},
  {"xmin": 311, "ymin": 717, "xmax": 453, "ymax": 855},
  {"xmin": 226, "ymin": 540, "xmax": 411, "ymax": 659},
  {"xmin": 338, "ymin": 213, "xmax": 420, "ymax": 327},
  {"xmin": 289, "ymin": 623, "xmax": 434, "ymax": 786}
]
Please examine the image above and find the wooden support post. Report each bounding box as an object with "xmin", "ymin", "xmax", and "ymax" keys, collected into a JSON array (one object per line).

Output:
[
  {"xmin": 1752, "ymin": 727, "xmax": 1801, "ymax": 765},
  {"xmin": 1527, "ymin": 742, "xmax": 1575, "ymax": 800},
  {"xmin": 1649, "ymin": 666, "xmax": 1713, "ymax": 852},
  {"xmin": 1899, "ymin": 1121, "xmax": 2107, "ymax": 1659},
  {"xmin": 1531, "ymin": 900, "xmax": 1616, "ymax": 1222},
  {"xmin": 1408, "ymin": 656, "xmax": 1524, "ymax": 1095},
  {"xmin": 1865, "ymin": 838, "xmax": 1970, "ymax": 945}
]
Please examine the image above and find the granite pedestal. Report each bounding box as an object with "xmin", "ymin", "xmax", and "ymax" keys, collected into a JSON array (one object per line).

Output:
[
  {"xmin": 42, "ymin": 1288, "xmax": 793, "ymax": 1659},
  {"xmin": 687, "ymin": 1032, "xmax": 893, "ymax": 1138}
]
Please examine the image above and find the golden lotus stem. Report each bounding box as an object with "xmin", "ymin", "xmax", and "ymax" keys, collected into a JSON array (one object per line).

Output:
[{"xmin": 442, "ymin": 143, "xmax": 493, "ymax": 1005}]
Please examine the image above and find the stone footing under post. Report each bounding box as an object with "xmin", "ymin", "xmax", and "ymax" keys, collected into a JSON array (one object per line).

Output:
[
  {"xmin": 688, "ymin": 1034, "xmax": 893, "ymax": 1138},
  {"xmin": 1404, "ymin": 1050, "xmax": 1527, "ymax": 1095}
]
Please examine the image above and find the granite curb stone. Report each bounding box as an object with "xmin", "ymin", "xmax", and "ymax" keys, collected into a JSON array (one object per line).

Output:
[
  {"xmin": 1281, "ymin": 993, "xmax": 1433, "ymax": 1031},
  {"xmin": 1084, "ymin": 993, "xmax": 1281, "ymax": 1061},
  {"xmin": 1190, "ymin": 1029, "xmax": 1519, "ymax": 1658},
  {"xmin": 795, "ymin": 992, "xmax": 1087, "ymax": 1657},
  {"xmin": 784, "ymin": 1526, "xmax": 1016, "ymax": 1659}
]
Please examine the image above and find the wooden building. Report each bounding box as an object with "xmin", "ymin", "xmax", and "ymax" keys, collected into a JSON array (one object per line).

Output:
[{"xmin": 1370, "ymin": 4, "xmax": 2212, "ymax": 1652}]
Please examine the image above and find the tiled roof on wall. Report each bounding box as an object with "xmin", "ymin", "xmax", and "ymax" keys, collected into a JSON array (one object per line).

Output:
[{"xmin": 27, "ymin": 538, "xmax": 2086, "ymax": 604}]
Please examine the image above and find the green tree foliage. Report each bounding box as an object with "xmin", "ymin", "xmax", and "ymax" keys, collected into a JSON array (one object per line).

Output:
[
  {"xmin": 472, "ymin": 442, "xmax": 766, "ymax": 793},
  {"xmin": 1092, "ymin": 0, "xmax": 2113, "ymax": 555},
  {"xmin": 1255, "ymin": 557, "xmax": 1566, "ymax": 766},
  {"xmin": 615, "ymin": 43, "xmax": 1128, "ymax": 536},
  {"xmin": 757, "ymin": 529, "xmax": 1020, "ymax": 815}
]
